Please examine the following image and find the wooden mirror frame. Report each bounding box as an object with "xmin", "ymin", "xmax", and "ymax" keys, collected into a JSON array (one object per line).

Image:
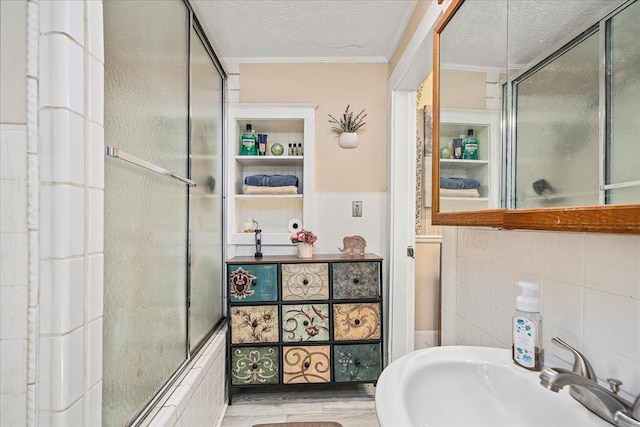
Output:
[{"xmin": 431, "ymin": 0, "xmax": 640, "ymax": 234}]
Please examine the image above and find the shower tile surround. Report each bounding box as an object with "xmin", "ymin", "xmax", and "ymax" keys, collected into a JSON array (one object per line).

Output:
[{"xmin": 450, "ymin": 227, "xmax": 640, "ymax": 397}]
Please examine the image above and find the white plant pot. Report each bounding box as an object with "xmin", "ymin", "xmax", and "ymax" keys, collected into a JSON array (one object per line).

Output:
[{"xmin": 338, "ymin": 132, "xmax": 358, "ymax": 149}]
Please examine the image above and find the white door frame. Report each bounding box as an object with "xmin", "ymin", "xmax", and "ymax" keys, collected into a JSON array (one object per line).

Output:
[{"xmin": 387, "ymin": 1, "xmax": 446, "ymax": 361}]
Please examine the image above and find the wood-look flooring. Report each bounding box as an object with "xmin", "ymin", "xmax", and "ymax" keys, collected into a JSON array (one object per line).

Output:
[{"xmin": 220, "ymin": 384, "xmax": 380, "ymax": 427}]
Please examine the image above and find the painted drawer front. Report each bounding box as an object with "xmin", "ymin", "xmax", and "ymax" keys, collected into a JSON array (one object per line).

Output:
[
  {"xmin": 228, "ymin": 264, "xmax": 278, "ymax": 302},
  {"xmin": 282, "ymin": 345, "xmax": 331, "ymax": 384},
  {"xmin": 332, "ymin": 262, "xmax": 380, "ymax": 299},
  {"xmin": 230, "ymin": 346, "xmax": 279, "ymax": 385},
  {"xmin": 230, "ymin": 305, "xmax": 279, "ymax": 344},
  {"xmin": 333, "ymin": 303, "xmax": 381, "ymax": 341},
  {"xmin": 334, "ymin": 343, "xmax": 381, "ymax": 382},
  {"xmin": 281, "ymin": 263, "xmax": 329, "ymax": 301},
  {"xmin": 282, "ymin": 304, "xmax": 330, "ymax": 342}
]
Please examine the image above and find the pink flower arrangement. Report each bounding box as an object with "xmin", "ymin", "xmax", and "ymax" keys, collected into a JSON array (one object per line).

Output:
[{"xmin": 290, "ymin": 229, "xmax": 317, "ymax": 245}]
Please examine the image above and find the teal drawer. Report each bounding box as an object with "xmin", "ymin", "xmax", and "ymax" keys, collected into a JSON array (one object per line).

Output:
[
  {"xmin": 282, "ymin": 304, "xmax": 330, "ymax": 342},
  {"xmin": 228, "ymin": 264, "xmax": 277, "ymax": 302},
  {"xmin": 333, "ymin": 343, "xmax": 381, "ymax": 382},
  {"xmin": 230, "ymin": 346, "xmax": 279, "ymax": 385},
  {"xmin": 332, "ymin": 262, "xmax": 380, "ymax": 299}
]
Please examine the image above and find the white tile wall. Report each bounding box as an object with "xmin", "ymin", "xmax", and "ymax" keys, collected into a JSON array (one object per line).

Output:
[
  {"xmin": 142, "ymin": 331, "xmax": 227, "ymax": 427},
  {"xmin": 450, "ymin": 227, "xmax": 640, "ymax": 397}
]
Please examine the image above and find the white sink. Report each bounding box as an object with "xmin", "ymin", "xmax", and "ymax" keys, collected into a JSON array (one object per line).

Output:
[{"xmin": 375, "ymin": 346, "xmax": 609, "ymax": 427}]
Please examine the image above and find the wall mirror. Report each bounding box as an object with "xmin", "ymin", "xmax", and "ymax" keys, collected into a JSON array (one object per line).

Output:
[{"xmin": 432, "ymin": 0, "xmax": 640, "ymax": 233}]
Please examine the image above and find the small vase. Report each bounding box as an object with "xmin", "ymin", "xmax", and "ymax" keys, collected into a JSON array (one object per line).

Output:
[
  {"xmin": 297, "ymin": 242, "xmax": 313, "ymax": 259},
  {"xmin": 338, "ymin": 132, "xmax": 358, "ymax": 149}
]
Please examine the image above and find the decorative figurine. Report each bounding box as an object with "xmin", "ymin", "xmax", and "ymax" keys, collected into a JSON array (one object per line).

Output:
[{"xmin": 338, "ymin": 235, "xmax": 367, "ymax": 256}]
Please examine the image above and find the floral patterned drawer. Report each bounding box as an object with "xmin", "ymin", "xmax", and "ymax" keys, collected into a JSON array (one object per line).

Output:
[
  {"xmin": 282, "ymin": 304, "xmax": 330, "ymax": 342},
  {"xmin": 281, "ymin": 263, "xmax": 329, "ymax": 301},
  {"xmin": 230, "ymin": 346, "xmax": 279, "ymax": 385},
  {"xmin": 230, "ymin": 305, "xmax": 279, "ymax": 344},
  {"xmin": 282, "ymin": 345, "xmax": 331, "ymax": 384},
  {"xmin": 228, "ymin": 264, "xmax": 277, "ymax": 303},
  {"xmin": 332, "ymin": 262, "xmax": 380, "ymax": 299},
  {"xmin": 334, "ymin": 343, "xmax": 381, "ymax": 382},
  {"xmin": 333, "ymin": 303, "xmax": 381, "ymax": 341}
]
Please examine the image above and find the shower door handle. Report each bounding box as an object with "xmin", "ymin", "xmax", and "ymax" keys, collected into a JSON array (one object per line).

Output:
[{"xmin": 105, "ymin": 146, "xmax": 196, "ymax": 187}]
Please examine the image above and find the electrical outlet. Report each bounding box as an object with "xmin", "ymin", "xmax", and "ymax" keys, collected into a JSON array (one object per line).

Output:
[{"xmin": 352, "ymin": 201, "xmax": 362, "ymax": 217}]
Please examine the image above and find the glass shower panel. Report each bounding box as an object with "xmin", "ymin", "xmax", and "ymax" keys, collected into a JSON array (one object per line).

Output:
[
  {"xmin": 189, "ymin": 27, "xmax": 224, "ymax": 349},
  {"xmin": 607, "ymin": 0, "xmax": 640, "ymax": 204},
  {"xmin": 103, "ymin": 1, "xmax": 189, "ymax": 425},
  {"xmin": 514, "ymin": 32, "xmax": 600, "ymax": 209}
]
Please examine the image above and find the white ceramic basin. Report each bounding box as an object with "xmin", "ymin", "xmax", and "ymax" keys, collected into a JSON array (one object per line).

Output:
[{"xmin": 375, "ymin": 346, "xmax": 609, "ymax": 427}]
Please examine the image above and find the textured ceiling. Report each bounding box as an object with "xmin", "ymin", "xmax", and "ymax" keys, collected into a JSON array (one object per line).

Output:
[
  {"xmin": 440, "ymin": 0, "xmax": 618, "ymax": 71},
  {"xmin": 191, "ymin": 0, "xmax": 417, "ymax": 62}
]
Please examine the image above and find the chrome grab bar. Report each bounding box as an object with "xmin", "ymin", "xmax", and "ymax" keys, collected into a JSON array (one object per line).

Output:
[{"xmin": 104, "ymin": 146, "xmax": 196, "ymax": 187}]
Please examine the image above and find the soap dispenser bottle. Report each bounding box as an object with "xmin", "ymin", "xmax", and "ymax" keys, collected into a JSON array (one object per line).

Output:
[{"xmin": 512, "ymin": 281, "xmax": 544, "ymax": 371}]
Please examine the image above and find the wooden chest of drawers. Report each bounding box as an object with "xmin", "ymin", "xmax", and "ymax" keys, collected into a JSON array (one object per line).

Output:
[{"xmin": 226, "ymin": 253, "xmax": 383, "ymax": 402}]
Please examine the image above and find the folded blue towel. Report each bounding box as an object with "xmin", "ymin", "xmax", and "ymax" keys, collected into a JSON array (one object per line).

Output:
[
  {"xmin": 244, "ymin": 174, "xmax": 299, "ymax": 187},
  {"xmin": 440, "ymin": 177, "xmax": 481, "ymax": 189}
]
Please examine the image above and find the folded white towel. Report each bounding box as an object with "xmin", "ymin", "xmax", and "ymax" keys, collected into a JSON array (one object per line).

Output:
[
  {"xmin": 244, "ymin": 185, "xmax": 298, "ymax": 195},
  {"xmin": 439, "ymin": 188, "xmax": 480, "ymax": 198}
]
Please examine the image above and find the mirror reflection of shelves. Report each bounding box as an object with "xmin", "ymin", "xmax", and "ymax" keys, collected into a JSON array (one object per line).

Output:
[
  {"xmin": 227, "ymin": 104, "xmax": 317, "ymax": 245},
  {"xmin": 439, "ymin": 109, "xmax": 500, "ymax": 213}
]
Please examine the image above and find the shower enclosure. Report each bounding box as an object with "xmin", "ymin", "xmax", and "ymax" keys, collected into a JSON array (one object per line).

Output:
[{"xmin": 102, "ymin": 1, "xmax": 225, "ymax": 425}]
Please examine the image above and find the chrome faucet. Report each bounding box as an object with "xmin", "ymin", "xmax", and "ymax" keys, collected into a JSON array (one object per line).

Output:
[{"xmin": 539, "ymin": 337, "xmax": 640, "ymax": 427}]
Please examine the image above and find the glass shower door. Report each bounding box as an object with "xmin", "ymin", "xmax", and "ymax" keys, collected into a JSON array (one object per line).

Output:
[
  {"xmin": 103, "ymin": 1, "xmax": 189, "ymax": 425},
  {"xmin": 189, "ymin": 25, "xmax": 225, "ymax": 349}
]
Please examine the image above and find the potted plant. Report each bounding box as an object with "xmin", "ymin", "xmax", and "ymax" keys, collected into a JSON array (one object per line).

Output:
[
  {"xmin": 290, "ymin": 229, "xmax": 317, "ymax": 258},
  {"xmin": 328, "ymin": 105, "xmax": 367, "ymax": 148}
]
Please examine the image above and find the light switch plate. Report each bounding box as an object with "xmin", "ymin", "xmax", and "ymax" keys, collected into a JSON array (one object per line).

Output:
[{"xmin": 352, "ymin": 201, "xmax": 362, "ymax": 217}]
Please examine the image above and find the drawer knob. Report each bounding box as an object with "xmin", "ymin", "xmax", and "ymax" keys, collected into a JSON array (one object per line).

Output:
[
  {"xmin": 251, "ymin": 321, "xmax": 258, "ymax": 328},
  {"xmin": 355, "ymin": 360, "xmax": 361, "ymax": 367},
  {"xmin": 251, "ymin": 363, "xmax": 258, "ymax": 370},
  {"xmin": 354, "ymin": 319, "xmax": 361, "ymax": 326},
  {"xmin": 353, "ymin": 278, "xmax": 360, "ymax": 284},
  {"xmin": 304, "ymin": 361, "xmax": 310, "ymax": 369},
  {"xmin": 303, "ymin": 279, "xmax": 309, "ymax": 285},
  {"xmin": 303, "ymin": 320, "xmax": 309, "ymax": 326}
]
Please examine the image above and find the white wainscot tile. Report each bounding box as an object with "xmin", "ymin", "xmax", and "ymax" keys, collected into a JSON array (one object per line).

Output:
[
  {"xmin": 39, "ymin": 109, "xmax": 84, "ymax": 185},
  {"xmin": 513, "ymin": 230, "xmax": 544, "ymax": 275},
  {"xmin": 88, "ymin": 122, "xmax": 104, "ymax": 189},
  {"xmin": 39, "ymin": 34, "xmax": 84, "ymax": 114},
  {"xmin": 39, "ymin": 397, "xmax": 84, "ymax": 427},
  {"xmin": 39, "ymin": 328, "xmax": 85, "ymax": 411},
  {"xmin": 0, "ymin": 392, "xmax": 27, "ymax": 426},
  {"xmin": 470, "ymin": 294, "xmax": 489, "ymax": 332},
  {"xmin": 0, "ymin": 231, "xmax": 28, "ymax": 285},
  {"xmin": 0, "ymin": 338, "xmax": 28, "ymax": 394},
  {"xmin": 458, "ymin": 227, "xmax": 490, "ymax": 261},
  {"xmin": 87, "ymin": 382, "xmax": 102, "ymax": 427},
  {"xmin": 87, "ymin": 318, "xmax": 103, "ymax": 388},
  {"xmin": 87, "ymin": 254, "xmax": 104, "ymax": 320},
  {"xmin": 488, "ymin": 301, "xmax": 512, "ymax": 346},
  {"xmin": 40, "ymin": 185, "xmax": 84, "ymax": 258},
  {"xmin": 488, "ymin": 229, "xmax": 514, "ymax": 269},
  {"xmin": 584, "ymin": 234, "xmax": 640, "ymax": 299},
  {"xmin": 0, "ymin": 179, "xmax": 27, "ymax": 233},
  {"xmin": 457, "ymin": 258, "xmax": 472, "ymax": 290},
  {"xmin": 0, "ymin": 286, "xmax": 28, "ymax": 338},
  {"xmin": 543, "ymin": 232, "xmax": 584, "ymax": 285},
  {"xmin": 88, "ymin": 188, "xmax": 104, "ymax": 253},
  {"xmin": 583, "ymin": 289, "xmax": 639, "ymax": 361},
  {"xmin": 456, "ymin": 287, "xmax": 470, "ymax": 322},
  {"xmin": 490, "ymin": 267, "xmax": 513, "ymax": 309},
  {"xmin": 543, "ymin": 278, "xmax": 583, "ymax": 337},
  {"xmin": 0, "ymin": 125, "xmax": 27, "ymax": 180},
  {"xmin": 87, "ymin": 0, "xmax": 104, "ymax": 62},
  {"xmin": 39, "ymin": 0, "xmax": 84, "ymax": 45},
  {"xmin": 469, "ymin": 261, "xmax": 490, "ymax": 298},
  {"xmin": 40, "ymin": 258, "xmax": 84, "ymax": 334},
  {"xmin": 88, "ymin": 56, "xmax": 104, "ymax": 125}
]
